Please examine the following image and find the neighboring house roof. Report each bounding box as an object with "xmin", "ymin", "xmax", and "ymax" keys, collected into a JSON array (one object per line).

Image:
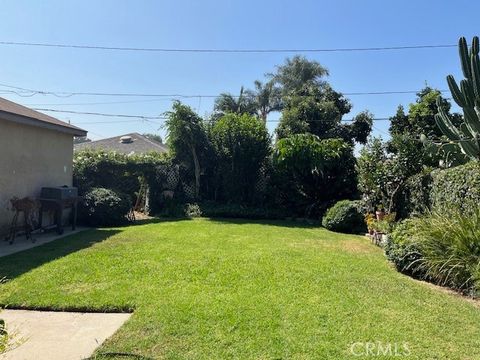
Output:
[
  {"xmin": 74, "ymin": 133, "xmax": 168, "ymax": 155},
  {"xmin": 0, "ymin": 97, "xmax": 87, "ymax": 136}
]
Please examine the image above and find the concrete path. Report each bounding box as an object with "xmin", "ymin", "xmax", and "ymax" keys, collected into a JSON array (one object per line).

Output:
[
  {"xmin": 0, "ymin": 309, "xmax": 131, "ymax": 360},
  {"xmin": 0, "ymin": 228, "xmax": 88, "ymax": 258}
]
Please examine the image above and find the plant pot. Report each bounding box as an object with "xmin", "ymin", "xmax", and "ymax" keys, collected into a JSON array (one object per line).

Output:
[{"xmin": 375, "ymin": 210, "xmax": 385, "ymax": 221}]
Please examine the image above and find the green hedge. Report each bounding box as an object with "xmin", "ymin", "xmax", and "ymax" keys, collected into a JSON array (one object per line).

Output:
[
  {"xmin": 322, "ymin": 200, "xmax": 366, "ymax": 234},
  {"xmin": 430, "ymin": 161, "xmax": 480, "ymax": 214}
]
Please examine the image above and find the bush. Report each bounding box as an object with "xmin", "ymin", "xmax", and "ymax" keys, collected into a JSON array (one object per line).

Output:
[
  {"xmin": 322, "ymin": 200, "xmax": 366, "ymax": 234},
  {"xmin": 79, "ymin": 187, "xmax": 132, "ymax": 227},
  {"xmin": 396, "ymin": 170, "xmax": 433, "ymax": 219},
  {"xmin": 385, "ymin": 220, "xmax": 424, "ymax": 278},
  {"xmin": 430, "ymin": 161, "xmax": 480, "ymax": 215},
  {"xmin": 388, "ymin": 210, "xmax": 480, "ymax": 295}
]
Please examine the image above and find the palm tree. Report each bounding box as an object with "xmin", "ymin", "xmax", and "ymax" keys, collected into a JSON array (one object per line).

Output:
[
  {"xmin": 213, "ymin": 86, "xmax": 257, "ymax": 117},
  {"xmin": 253, "ymin": 80, "xmax": 282, "ymax": 123}
]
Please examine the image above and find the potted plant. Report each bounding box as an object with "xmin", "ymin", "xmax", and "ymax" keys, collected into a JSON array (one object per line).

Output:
[
  {"xmin": 375, "ymin": 204, "xmax": 385, "ymax": 220},
  {"xmin": 364, "ymin": 213, "xmax": 375, "ymax": 235}
]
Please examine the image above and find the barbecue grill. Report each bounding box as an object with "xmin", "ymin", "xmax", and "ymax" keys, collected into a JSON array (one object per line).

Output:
[{"xmin": 38, "ymin": 186, "xmax": 81, "ymax": 234}]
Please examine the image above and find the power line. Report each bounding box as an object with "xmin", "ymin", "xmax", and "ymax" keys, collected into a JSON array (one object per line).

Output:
[
  {"xmin": 0, "ymin": 40, "xmax": 457, "ymax": 53},
  {"xmin": 0, "ymin": 83, "xmax": 450, "ymax": 99},
  {"xmin": 34, "ymin": 107, "xmax": 390, "ymax": 123},
  {"xmin": 32, "ymin": 107, "xmax": 166, "ymax": 120}
]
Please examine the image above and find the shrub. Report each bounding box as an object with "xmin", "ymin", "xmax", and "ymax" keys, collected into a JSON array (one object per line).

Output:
[
  {"xmin": 79, "ymin": 187, "xmax": 132, "ymax": 227},
  {"xmin": 385, "ymin": 220, "xmax": 424, "ymax": 278},
  {"xmin": 388, "ymin": 210, "xmax": 480, "ymax": 295},
  {"xmin": 396, "ymin": 170, "xmax": 433, "ymax": 219},
  {"xmin": 184, "ymin": 203, "xmax": 202, "ymax": 218},
  {"xmin": 322, "ymin": 200, "xmax": 366, "ymax": 234},
  {"xmin": 430, "ymin": 161, "xmax": 480, "ymax": 215},
  {"xmin": 412, "ymin": 210, "xmax": 480, "ymax": 294}
]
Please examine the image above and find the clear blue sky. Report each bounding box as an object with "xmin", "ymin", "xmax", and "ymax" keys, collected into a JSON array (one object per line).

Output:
[{"xmin": 0, "ymin": 0, "xmax": 479, "ymax": 140}]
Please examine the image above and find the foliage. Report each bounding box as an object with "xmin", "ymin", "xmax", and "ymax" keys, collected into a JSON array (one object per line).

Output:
[
  {"xmin": 396, "ymin": 170, "xmax": 433, "ymax": 219},
  {"xmin": 430, "ymin": 160, "xmax": 480, "ymax": 214},
  {"xmin": 358, "ymin": 136, "xmax": 429, "ymax": 215},
  {"xmin": 272, "ymin": 56, "xmax": 372, "ymax": 144},
  {"xmin": 322, "ymin": 200, "xmax": 366, "ymax": 234},
  {"xmin": 389, "ymin": 88, "xmax": 462, "ymax": 139},
  {"xmin": 79, "ymin": 187, "xmax": 132, "ymax": 227},
  {"xmin": 385, "ymin": 219, "xmax": 425, "ymax": 278},
  {"xmin": 406, "ymin": 210, "xmax": 480, "ymax": 295},
  {"xmin": 142, "ymin": 133, "xmax": 163, "ymax": 144},
  {"xmin": 435, "ymin": 36, "xmax": 480, "ymax": 160},
  {"xmin": 370, "ymin": 213, "xmax": 396, "ymax": 234},
  {"xmin": 165, "ymin": 101, "xmax": 211, "ymax": 199},
  {"xmin": 213, "ymin": 86, "xmax": 257, "ymax": 120},
  {"xmin": 364, "ymin": 213, "xmax": 375, "ymax": 231},
  {"xmin": 253, "ymin": 80, "xmax": 283, "ymax": 123},
  {"xmin": 73, "ymin": 149, "xmax": 170, "ymax": 214},
  {"xmin": 184, "ymin": 203, "xmax": 202, "ymax": 218},
  {"xmin": 274, "ymin": 134, "xmax": 357, "ymax": 217},
  {"xmin": 209, "ymin": 113, "xmax": 271, "ymax": 204},
  {"xmin": 0, "ymin": 317, "xmax": 6, "ymax": 354}
]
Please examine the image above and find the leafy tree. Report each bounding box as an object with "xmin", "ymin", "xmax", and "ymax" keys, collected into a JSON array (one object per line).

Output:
[
  {"xmin": 74, "ymin": 136, "xmax": 91, "ymax": 144},
  {"xmin": 273, "ymin": 134, "xmax": 357, "ymax": 217},
  {"xmin": 165, "ymin": 101, "xmax": 209, "ymax": 198},
  {"xmin": 272, "ymin": 57, "xmax": 372, "ymax": 143},
  {"xmin": 389, "ymin": 87, "xmax": 462, "ymax": 139},
  {"xmin": 142, "ymin": 133, "xmax": 163, "ymax": 143},
  {"xmin": 209, "ymin": 113, "xmax": 271, "ymax": 203}
]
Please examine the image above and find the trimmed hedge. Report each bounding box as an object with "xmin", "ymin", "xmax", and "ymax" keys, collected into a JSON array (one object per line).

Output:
[
  {"xmin": 430, "ymin": 161, "xmax": 480, "ymax": 214},
  {"xmin": 322, "ymin": 200, "xmax": 366, "ymax": 234},
  {"xmin": 79, "ymin": 187, "xmax": 132, "ymax": 227}
]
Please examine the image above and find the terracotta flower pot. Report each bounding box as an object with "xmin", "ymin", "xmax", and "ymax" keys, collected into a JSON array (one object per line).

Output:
[{"xmin": 376, "ymin": 210, "xmax": 385, "ymax": 221}]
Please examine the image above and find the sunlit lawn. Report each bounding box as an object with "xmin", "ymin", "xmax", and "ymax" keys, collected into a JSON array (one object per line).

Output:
[{"xmin": 1, "ymin": 218, "xmax": 479, "ymax": 359}]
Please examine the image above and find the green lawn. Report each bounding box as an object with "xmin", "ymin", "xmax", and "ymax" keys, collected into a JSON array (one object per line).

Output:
[{"xmin": 1, "ymin": 219, "xmax": 479, "ymax": 359}]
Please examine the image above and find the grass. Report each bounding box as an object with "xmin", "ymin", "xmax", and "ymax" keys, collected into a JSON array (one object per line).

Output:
[{"xmin": 0, "ymin": 218, "xmax": 479, "ymax": 359}]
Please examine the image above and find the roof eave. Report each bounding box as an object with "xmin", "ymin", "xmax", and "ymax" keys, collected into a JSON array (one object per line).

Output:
[{"xmin": 0, "ymin": 110, "xmax": 87, "ymax": 137}]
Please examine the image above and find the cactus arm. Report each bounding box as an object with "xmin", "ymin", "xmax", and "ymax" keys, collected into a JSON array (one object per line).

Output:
[
  {"xmin": 447, "ymin": 75, "xmax": 466, "ymax": 107},
  {"xmin": 459, "ymin": 37, "xmax": 472, "ymax": 79},
  {"xmin": 460, "ymin": 79, "xmax": 475, "ymax": 106},
  {"xmin": 471, "ymin": 53, "xmax": 480, "ymax": 98},
  {"xmin": 434, "ymin": 112, "xmax": 461, "ymax": 140}
]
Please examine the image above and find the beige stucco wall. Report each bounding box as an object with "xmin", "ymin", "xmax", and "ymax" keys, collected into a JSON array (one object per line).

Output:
[{"xmin": 0, "ymin": 119, "xmax": 74, "ymax": 231}]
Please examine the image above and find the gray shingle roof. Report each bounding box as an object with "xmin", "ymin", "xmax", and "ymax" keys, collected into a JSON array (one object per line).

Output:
[
  {"xmin": 74, "ymin": 133, "xmax": 168, "ymax": 155},
  {"xmin": 0, "ymin": 97, "xmax": 86, "ymax": 136}
]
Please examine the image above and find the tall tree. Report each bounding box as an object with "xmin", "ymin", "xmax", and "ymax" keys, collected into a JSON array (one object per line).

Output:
[
  {"xmin": 271, "ymin": 55, "xmax": 329, "ymax": 95},
  {"xmin": 253, "ymin": 80, "xmax": 282, "ymax": 123},
  {"xmin": 165, "ymin": 101, "xmax": 209, "ymax": 198},
  {"xmin": 213, "ymin": 86, "xmax": 257, "ymax": 119}
]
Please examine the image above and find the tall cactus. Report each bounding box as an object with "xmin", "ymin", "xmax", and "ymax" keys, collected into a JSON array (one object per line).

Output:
[{"xmin": 435, "ymin": 36, "xmax": 480, "ymax": 160}]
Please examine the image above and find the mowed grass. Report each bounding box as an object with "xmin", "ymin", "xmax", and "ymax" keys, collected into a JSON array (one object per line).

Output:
[{"xmin": 0, "ymin": 219, "xmax": 479, "ymax": 359}]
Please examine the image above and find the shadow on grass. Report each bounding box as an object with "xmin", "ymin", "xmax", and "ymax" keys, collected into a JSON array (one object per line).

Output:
[{"xmin": 0, "ymin": 229, "xmax": 120, "ymax": 282}]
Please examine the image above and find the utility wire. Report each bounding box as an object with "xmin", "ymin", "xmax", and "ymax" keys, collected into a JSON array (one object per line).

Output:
[
  {"xmin": 0, "ymin": 40, "xmax": 457, "ymax": 53},
  {"xmin": 32, "ymin": 107, "xmax": 166, "ymax": 120},
  {"xmin": 0, "ymin": 83, "xmax": 450, "ymax": 99}
]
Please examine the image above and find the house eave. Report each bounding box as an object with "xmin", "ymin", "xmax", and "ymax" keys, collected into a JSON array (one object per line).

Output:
[{"xmin": 0, "ymin": 110, "xmax": 87, "ymax": 137}]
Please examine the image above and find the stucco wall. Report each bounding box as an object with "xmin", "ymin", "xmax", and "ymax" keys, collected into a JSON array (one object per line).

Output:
[{"xmin": 0, "ymin": 119, "xmax": 74, "ymax": 230}]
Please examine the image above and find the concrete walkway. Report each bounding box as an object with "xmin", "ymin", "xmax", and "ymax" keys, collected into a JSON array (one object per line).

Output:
[
  {"xmin": 0, "ymin": 309, "xmax": 131, "ymax": 360},
  {"xmin": 0, "ymin": 228, "xmax": 88, "ymax": 258}
]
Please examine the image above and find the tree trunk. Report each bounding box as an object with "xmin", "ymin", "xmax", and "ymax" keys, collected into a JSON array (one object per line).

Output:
[{"xmin": 191, "ymin": 145, "xmax": 201, "ymax": 199}]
